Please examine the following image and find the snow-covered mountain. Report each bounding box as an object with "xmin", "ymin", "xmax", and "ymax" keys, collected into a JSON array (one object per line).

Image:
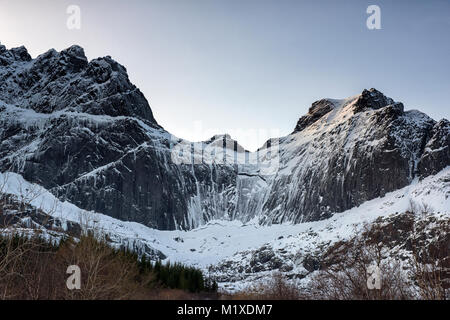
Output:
[{"xmin": 0, "ymin": 43, "xmax": 449, "ymax": 233}]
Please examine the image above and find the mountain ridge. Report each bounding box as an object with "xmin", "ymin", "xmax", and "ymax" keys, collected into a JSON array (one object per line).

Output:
[
  {"xmin": 0, "ymin": 43, "xmax": 158, "ymax": 125},
  {"xmin": 0, "ymin": 44, "xmax": 449, "ymax": 230}
]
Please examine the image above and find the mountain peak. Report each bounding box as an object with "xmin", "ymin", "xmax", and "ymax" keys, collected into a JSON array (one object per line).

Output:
[
  {"xmin": 60, "ymin": 45, "xmax": 88, "ymax": 69},
  {"xmin": 293, "ymin": 89, "xmax": 399, "ymax": 133},
  {"xmin": 61, "ymin": 45, "xmax": 86, "ymax": 59},
  {"xmin": 293, "ymin": 97, "xmax": 344, "ymax": 133},
  {"xmin": 0, "ymin": 43, "xmax": 157, "ymax": 124},
  {"xmin": 353, "ymin": 88, "xmax": 395, "ymax": 113},
  {"xmin": 0, "ymin": 44, "xmax": 32, "ymax": 65}
]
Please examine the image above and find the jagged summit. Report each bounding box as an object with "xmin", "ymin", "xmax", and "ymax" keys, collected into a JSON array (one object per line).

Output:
[
  {"xmin": 0, "ymin": 43, "xmax": 157, "ymax": 124},
  {"xmin": 294, "ymin": 88, "xmax": 397, "ymax": 133},
  {"xmin": 61, "ymin": 45, "xmax": 88, "ymax": 62},
  {"xmin": 0, "ymin": 43, "xmax": 32, "ymax": 64},
  {"xmin": 353, "ymin": 88, "xmax": 395, "ymax": 112},
  {"xmin": 293, "ymin": 98, "xmax": 338, "ymax": 133}
]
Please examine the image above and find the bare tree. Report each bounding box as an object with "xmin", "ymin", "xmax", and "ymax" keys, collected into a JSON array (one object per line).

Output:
[{"xmin": 306, "ymin": 223, "xmax": 414, "ymax": 300}]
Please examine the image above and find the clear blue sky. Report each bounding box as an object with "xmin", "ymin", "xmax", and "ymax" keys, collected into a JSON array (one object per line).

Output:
[{"xmin": 1, "ymin": 0, "xmax": 449, "ymax": 150}]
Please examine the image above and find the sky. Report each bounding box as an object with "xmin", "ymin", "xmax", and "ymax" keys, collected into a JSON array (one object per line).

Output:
[{"xmin": 0, "ymin": 0, "xmax": 449, "ymax": 151}]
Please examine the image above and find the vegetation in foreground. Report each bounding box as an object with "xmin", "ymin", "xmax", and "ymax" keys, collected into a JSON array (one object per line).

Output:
[
  {"xmin": 230, "ymin": 212, "xmax": 449, "ymax": 300},
  {"xmin": 0, "ymin": 188, "xmax": 447, "ymax": 300},
  {"xmin": 0, "ymin": 233, "xmax": 218, "ymax": 300}
]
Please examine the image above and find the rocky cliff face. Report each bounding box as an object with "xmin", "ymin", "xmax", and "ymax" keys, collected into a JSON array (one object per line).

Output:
[
  {"xmin": 0, "ymin": 44, "xmax": 156, "ymax": 122},
  {"xmin": 0, "ymin": 44, "xmax": 239, "ymax": 230},
  {"xmin": 418, "ymin": 119, "xmax": 450, "ymax": 178},
  {"xmin": 0, "ymin": 44, "xmax": 448, "ymax": 230},
  {"xmin": 261, "ymin": 89, "xmax": 443, "ymax": 223}
]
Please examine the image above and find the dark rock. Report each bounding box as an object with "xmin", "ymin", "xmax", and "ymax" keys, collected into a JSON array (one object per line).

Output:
[
  {"xmin": 9, "ymin": 46, "xmax": 32, "ymax": 62},
  {"xmin": 0, "ymin": 44, "xmax": 32, "ymax": 66},
  {"xmin": 353, "ymin": 88, "xmax": 395, "ymax": 113},
  {"xmin": 280, "ymin": 264, "xmax": 294, "ymax": 272},
  {"xmin": 418, "ymin": 119, "xmax": 450, "ymax": 178},
  {"xmin": 293, "ymin": 99, "xmax": 335, "ymax": 133},
  {"xmin": 248, "ymin": 247, "xmax": 285, "ymax": 272},
  {"xmin": 174, "ymin": 237, "xmax": 184, "ymax": 243},
  {"xmin": 303, "ymin": 255, "xmax": 321, "ymax": 272}
]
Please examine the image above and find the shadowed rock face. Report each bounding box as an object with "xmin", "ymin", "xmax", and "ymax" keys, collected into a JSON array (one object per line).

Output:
[
  {"xmin": 0, "ymin": 45, "xmax": 241, "ymax": 230},
  {"xmin": 293, "ymin": 99, "xmax": 335, "ymax": 133},
  {"xmin": 0, "ymin": 45, "xmax": 31, "ymax": 65},
  {"xmin": 353, "ymin": 88, "xmax": 395, "ymax": 113},
  {"xmin": 0, "ymin": 44, "xmax": 448, "ymax": 230},
  {"xmin": 418, "ymin": 119, "xmax": 450, "ymax": 178}
]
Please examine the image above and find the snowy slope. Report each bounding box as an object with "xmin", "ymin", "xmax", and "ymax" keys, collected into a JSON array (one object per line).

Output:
[{"xmin": 1, "ymin": 167, "xmax": 448, "ymax": 290}]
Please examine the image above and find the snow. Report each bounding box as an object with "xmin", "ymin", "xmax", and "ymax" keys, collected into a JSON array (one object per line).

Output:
[
  {"xmin": 1, "ymin": 167, "xmax": 448, "ymax": 285},
  {"xmin": 0, "ymin": 101, "xmax": 169, "ymax": 139}
]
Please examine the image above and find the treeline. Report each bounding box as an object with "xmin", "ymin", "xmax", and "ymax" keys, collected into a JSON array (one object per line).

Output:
[
  {"xmin": 139, "ymin": 257, "xmax": 218, "ymax": 293},
  {"xmin": 0, "ymin": 233, "xmax": 218, "ymax": 299}
]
